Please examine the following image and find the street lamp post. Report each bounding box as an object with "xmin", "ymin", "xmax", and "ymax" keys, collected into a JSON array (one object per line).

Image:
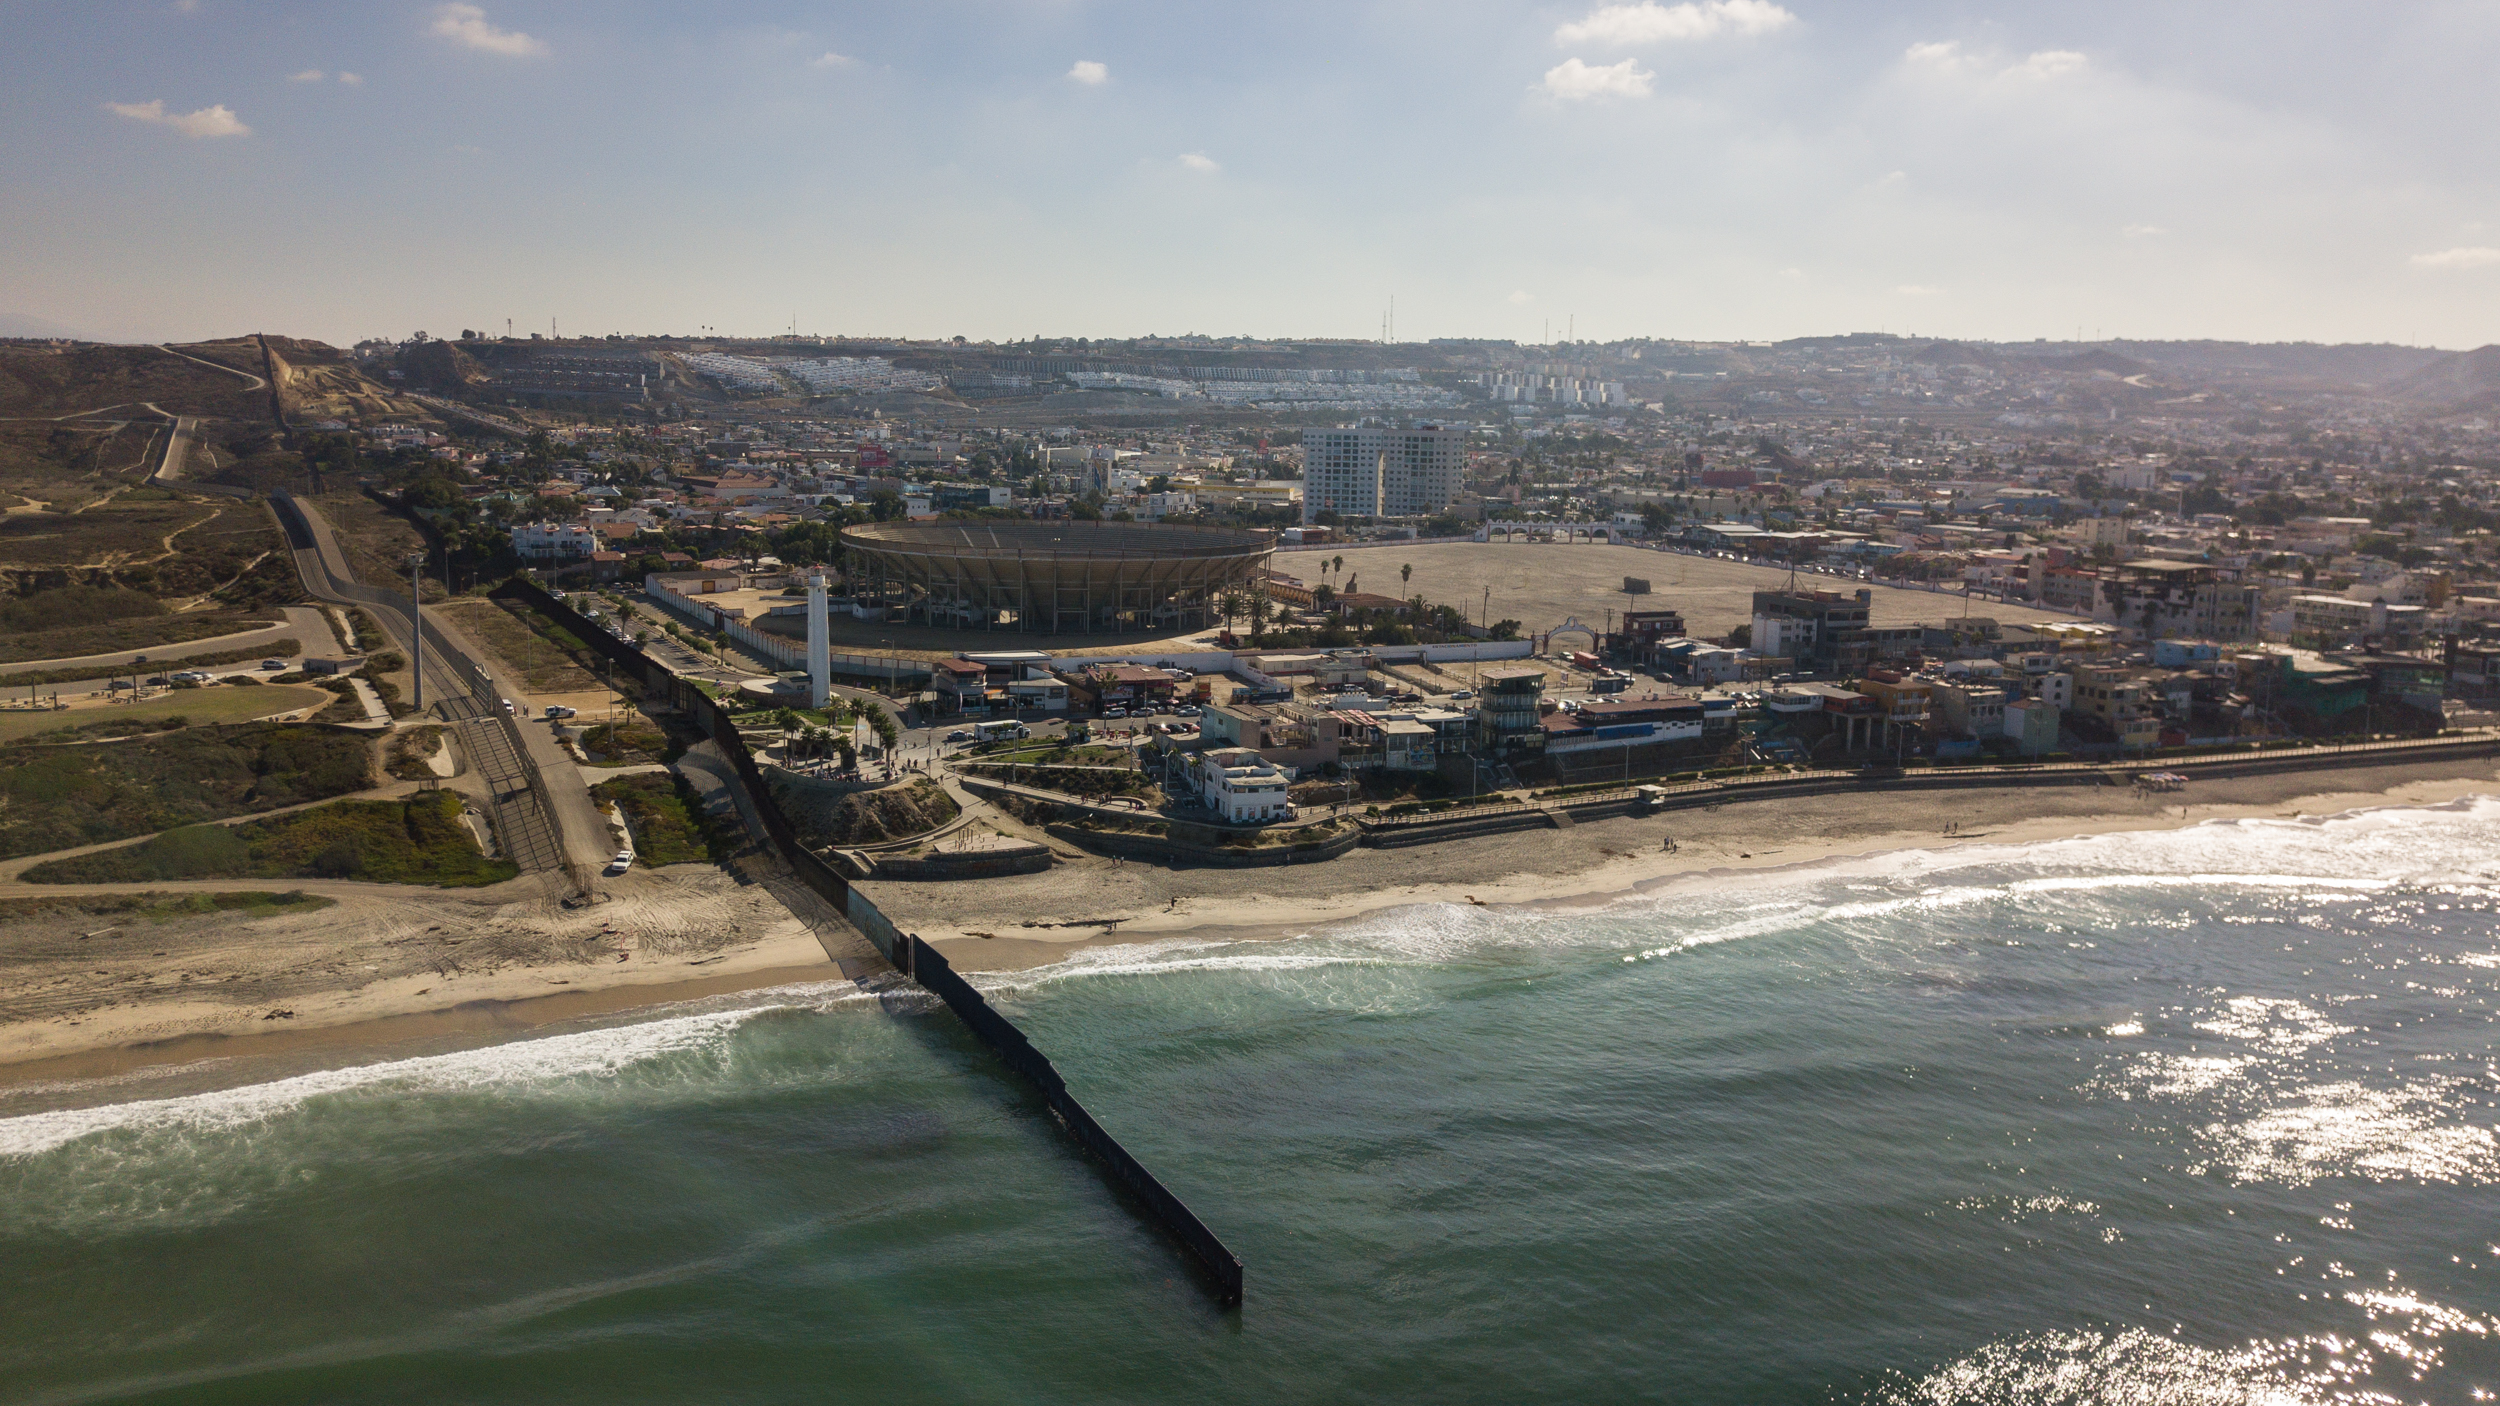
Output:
[{"xmin": 406, "ymin": 551, "xmax": 428, "ymax": 713}]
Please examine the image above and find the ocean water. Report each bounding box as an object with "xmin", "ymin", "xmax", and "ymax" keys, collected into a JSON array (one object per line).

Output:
[{"xmin": 4, "ymin": 801, "xmax": 2499, "ymax": 1404}]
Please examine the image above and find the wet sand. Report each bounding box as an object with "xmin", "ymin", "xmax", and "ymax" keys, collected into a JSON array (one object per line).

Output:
[{"xmin": 5, "ymin": 753, "xmax": 2495, "ymax": 1089}]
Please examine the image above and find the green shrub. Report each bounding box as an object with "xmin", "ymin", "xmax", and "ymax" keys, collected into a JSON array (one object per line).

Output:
[{"xmin": 23, "ymin": 792, "xmax": 513, "ymax": 887}]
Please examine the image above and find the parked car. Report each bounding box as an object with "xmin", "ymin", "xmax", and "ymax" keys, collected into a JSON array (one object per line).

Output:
[
  {"xmin": 170, "ymin": 671, "xmax": 210, "ymax": 683},
  {"xmin": 1450, "ymin": 689, "xmax": 1474, "ymax": 701},
  {"xmin": 261, "ymin": 659, "xmax": 287, "ymax": 670},
  {"xmin": 1174, "ymin": 704, "xmax": 1202, "ymax": 717},
  {"xmin": 945, "ymin": 729, "xmax": 973, "ymax": 743},
  {"xmin": 500, "ymin": 698, "xmax": 516, "ymax": 714}
]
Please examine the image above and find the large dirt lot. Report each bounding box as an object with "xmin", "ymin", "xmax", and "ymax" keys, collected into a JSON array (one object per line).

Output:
[{"xmin": 1307, "ymin": 541, "xmax": 2079, "ymax": 641}]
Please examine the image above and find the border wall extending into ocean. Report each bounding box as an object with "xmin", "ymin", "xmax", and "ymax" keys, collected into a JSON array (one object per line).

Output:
[{"xmin": 499, "ymin": 575, "xmax": 1245, "ymax": 1307}]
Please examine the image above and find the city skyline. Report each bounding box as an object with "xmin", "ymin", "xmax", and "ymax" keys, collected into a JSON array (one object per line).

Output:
[{"xmin": 3, "ymin": 1, "xmax": 2496, "ymax": 348}]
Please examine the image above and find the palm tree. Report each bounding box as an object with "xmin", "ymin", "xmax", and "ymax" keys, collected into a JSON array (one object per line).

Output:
[
  {"xmin": 1247, "ymin": 593, "xmax": 1272, "ymax": 645},
  {"xmin": 1331, "ymin": 553, "xmax": 1344, "ymax": 583},
  {"xmin": 1217, "ymin": 591, "xmax": 1244, "ymax": 637},
  {"xmin": 1400, "ymin": 562, "xmax": 1412, "ymax": 593}
]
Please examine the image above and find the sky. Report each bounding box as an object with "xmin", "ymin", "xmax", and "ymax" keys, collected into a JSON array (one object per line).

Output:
[{"xmin": 2, "ymin": 1, "xmax": 2496, "ymax": 348}]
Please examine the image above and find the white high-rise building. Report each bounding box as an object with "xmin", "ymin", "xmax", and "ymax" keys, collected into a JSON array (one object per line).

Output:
[{"xmin": 1301, "ymin": 423, "xmax": 1464, "ymax": 523}]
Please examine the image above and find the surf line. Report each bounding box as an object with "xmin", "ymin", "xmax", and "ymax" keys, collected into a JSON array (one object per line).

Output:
[{"xmin": 513, "ymin": 578, "xmax": 1245, "ymax": 1309}]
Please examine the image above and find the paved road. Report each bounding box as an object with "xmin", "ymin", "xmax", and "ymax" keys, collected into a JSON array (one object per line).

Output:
[{"xmin": 271, "ymin": 490, "xmax": 591, "ymax": 885}]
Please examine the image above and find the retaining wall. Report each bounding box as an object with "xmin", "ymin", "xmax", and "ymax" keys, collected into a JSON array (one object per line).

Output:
[
  {"xmin": 1046, "ymin": 821, "xmax": 1362, "ymax": 868},
  {"xmin": 870, "ymin": 845, "xmax": 1055, "ymax": 880}
]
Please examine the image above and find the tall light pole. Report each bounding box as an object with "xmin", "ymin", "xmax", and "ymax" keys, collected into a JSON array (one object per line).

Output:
[{"xmin": 406, "ymin": 550, "xmax": 428, "ymax": 714}]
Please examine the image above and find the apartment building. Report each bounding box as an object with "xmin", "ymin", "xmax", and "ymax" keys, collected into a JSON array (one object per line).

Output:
[{"xmin": 1302, "ymin": 423, "xmax": 1464, "ymax": 522}]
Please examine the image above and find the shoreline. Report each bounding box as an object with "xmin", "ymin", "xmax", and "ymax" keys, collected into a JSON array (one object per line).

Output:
[
  {"xmin": 4, "ymin": 756, "xmax": 2496, "ymax": 1101},
  {"xmin": 881, "ymin": 759, "xmax": 2500, "ymax": 972}
]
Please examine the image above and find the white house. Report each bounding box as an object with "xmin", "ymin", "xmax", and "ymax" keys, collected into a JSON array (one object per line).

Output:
[
  {"xmin": 1189, "ymin": 747, "xmax": 1296, "ymax": 825},
  {"xmin": 512, "ymin": 522, "xmax": 598, "ymax": 560}
]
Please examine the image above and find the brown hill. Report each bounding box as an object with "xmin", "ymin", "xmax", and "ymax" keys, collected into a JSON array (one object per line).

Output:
[
  {"xmin": 0, "ymin": 342, "xmax": 270, "ymax": 420},
  {"xmin": 259, "ymin": 338, "xmax": 427, "ymax": 424},
  {"xmin": 393, "ymin": 339, "xmax": 491, "ymax": 396},
  {"xmin": 2385, "ymin": 345, "xmax": 2500, "ymax": 409}
]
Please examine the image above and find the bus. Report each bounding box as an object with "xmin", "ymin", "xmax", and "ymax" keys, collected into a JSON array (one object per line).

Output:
[{"xmin": 973, "ymin": 720, "xmax": 1030, "ymax": 742}]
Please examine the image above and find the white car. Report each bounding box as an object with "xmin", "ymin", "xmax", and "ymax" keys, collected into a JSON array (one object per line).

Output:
[{"xmin": 610, "ymin": 849, "xmax": 633, "ymax": 871}]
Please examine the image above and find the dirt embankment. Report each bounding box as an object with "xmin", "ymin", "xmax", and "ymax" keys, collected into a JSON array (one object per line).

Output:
[{"xmin": 774, "ymin": 775, "xmax": 958, "ymax": 846}]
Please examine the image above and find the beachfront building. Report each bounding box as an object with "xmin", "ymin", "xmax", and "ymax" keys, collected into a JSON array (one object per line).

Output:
[
  {"xmin": 1474, "ymin": 666, "xmax": 1549, "ymax": 755},
  {"xmin": 1187, "ymin": 747, "xmax": 1296, "ymax": 825},
  {"xmin": 1751, "ymin": 588, "xmax": 1873, "ymax": 674},
  {"xmin": 2003, "ymin": 696, "xmax": 2061, "ymax": 755}
]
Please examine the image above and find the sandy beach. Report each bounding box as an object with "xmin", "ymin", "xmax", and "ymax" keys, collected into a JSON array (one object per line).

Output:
[
  {"xmin": 4, "ymin": 752, "xmax": 2495, "ymax": 1090},
  {"xmin": 864, "ymin": 753, "xmax": 2500, "ymax": 972}
]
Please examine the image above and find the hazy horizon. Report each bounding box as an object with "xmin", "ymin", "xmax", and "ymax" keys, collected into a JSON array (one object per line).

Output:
[{"xmin": 5, "ymin": 1, "xmax": 2495, "ymax": 349}]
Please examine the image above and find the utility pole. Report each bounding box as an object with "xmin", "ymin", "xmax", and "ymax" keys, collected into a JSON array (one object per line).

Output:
[{"xmin": 406, "ymin": 551, "xmax": 428, "ymax": 713}]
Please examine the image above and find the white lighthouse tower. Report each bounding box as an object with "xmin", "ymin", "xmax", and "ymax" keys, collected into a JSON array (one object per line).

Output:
[{"xmin": 805, "ymin": 572, "xmax": 831, "ymax": 709}]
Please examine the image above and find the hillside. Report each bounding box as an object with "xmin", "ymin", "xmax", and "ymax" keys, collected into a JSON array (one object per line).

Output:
[
  {"xmin": 261, "ymin": 337, "xmax": 428, "ymax": 424},
  {"xmin": 2385, "ymin": 344, "xmax": 2500, "ymax": 409},
  {"xmin": 2098, "ymin": 340, "xmax": 2450, "ymax": 386},
  {"xmin": 0, "ymin": 342, "xmax": 269, "ymax": 420}
]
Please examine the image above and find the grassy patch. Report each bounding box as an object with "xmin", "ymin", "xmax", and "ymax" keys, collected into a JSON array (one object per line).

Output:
[
  {"xmin": 0, "ymin": 684, "xmax": 330, "ymax": 745},
  {"xmin": 579, "ymin": 719, "xmax": 668, "ymax": 766},
  {"xmin": 309, "ymin": 492, "xmax": 429, "ymax": 595},
  {"xmin": 24, "ymin": 791, "xmax": 515, "ymax": 887},
  {"xmin": 0, "ymin": 889, "xmax": 336, "ymax": 924},
  {"xmin": 0, "ymin": 637, "xmax": 300, "ymax": 691},
  {"xmin": 436, "ymin": 597, "xmax": 610, "ymax": 695},
  {"xmin": 309, "ymin": 678, "xmax": 372, "ymax": 725},
  {"xmin": 0, "ymin": 610, "xmax": 276, "ymax": 666},
  {"xmin": 0, "ymin": 720, "xmax": 372, "ymax": 858},
  {"xmin": 385, "ymin": 726, "xmax": 445, "ymax": 780},
  {"xmin": 592, "ymin": 772, "xmax": 733, "ymax": 865}
]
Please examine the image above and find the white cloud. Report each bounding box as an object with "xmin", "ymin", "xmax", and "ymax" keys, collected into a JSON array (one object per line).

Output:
[
  {"xmin": 1555, "ymin": 0, "xmax": 1795, "ymax": 47},
  {"xmin": 1896, "ymin": 284, "xmax": 1943, "ymax": 297},
  {"xmin": 337, "ymin": 72, "xmax": 362, "ymax": 85},
  {"xmin": 1905, "ymin": 40, "xmax": 2087, "ymax": 82},
  {"xmin": 2123, "ymin": 223, "xmax": 2167, "ymax": 238},
  {"xmin": 103, "ymin": 99, "xmax": 250, "ymax": 138},
  {"xmin": 1179, "ymin": 152, "xmax": 1219, "ymax": 173},
  {"xmin": 1068, "ymin": 59, "xmax": 1108, "ymax": 86},
  {"xmin": 1543, "ymin": 57, "xmax": 1654, "ymax": 101},
  {"xmin": 430, "ymin": 4, "xmax": 545, "ymax": 58},
  {"xmin": 1780, "ymin": 267, "xmax": 1805, "ymax": 279},
  {"xmin": 288, "ymin": 69, "xmax": 324, "ymax": 83},
  {"xmin": 2412, "ymin": 247, "xmax": 2500, "ymax": 270},
  {"xmin": 1508, "ymin": 290, "xmax": 1535, "ymax": 305},
  {"xmin": 2010, "ymin": 49, "xmax": 2088, "ymax": 80},
  {"xmin": 172, "ymin": 0, "xmax": 198, "ymax": 11},
  {"xmin": 808, "ymin": 51, "xmax": 857, "ymax": 69}
]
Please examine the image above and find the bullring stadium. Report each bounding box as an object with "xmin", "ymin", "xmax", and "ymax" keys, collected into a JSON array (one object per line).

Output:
[{"xmin": 838, "ymin": 520, "xmax": 1275, "ymax": 634}]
